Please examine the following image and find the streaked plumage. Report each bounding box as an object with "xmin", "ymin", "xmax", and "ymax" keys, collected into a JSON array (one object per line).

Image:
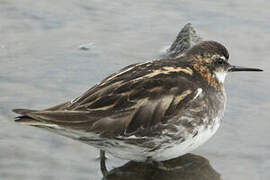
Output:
[{"xmin": 13, "ymin": 41, "xmax": 262, "ymax": 161}]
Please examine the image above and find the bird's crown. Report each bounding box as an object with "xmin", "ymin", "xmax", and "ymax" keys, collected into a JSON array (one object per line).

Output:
[{"xmin": 186, "ymin": 41, "xmax": 229, "ymax": 61}]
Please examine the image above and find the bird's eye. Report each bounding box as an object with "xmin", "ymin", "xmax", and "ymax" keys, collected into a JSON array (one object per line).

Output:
[{"xmin": 216, "ymin": 58, "xmax": 224, "ymax": 65}]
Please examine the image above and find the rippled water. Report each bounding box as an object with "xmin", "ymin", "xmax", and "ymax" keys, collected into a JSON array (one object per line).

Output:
[{"xmin": 0, "ymin": 0, "xmax": 269, "ymax": 179}]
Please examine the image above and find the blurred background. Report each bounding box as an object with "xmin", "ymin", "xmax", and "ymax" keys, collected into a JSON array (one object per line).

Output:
[{"xmin": 0, "ymin": 0, "xmax": 269, "ymax": 179}]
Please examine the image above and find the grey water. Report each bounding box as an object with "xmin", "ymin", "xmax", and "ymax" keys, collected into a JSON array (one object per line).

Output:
[{"xmin": 0, "ymin": 0, "xmax": 269, "ymax": 179}]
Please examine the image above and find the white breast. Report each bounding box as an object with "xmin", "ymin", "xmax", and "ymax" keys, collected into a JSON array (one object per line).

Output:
[{"xmin": 151, "ymin": 117, "xmax": 221, "ymax": 161}]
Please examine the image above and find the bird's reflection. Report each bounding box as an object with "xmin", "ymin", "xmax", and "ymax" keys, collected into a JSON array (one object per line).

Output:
[{"xmin": 101, "ymin": 153, "xmax": 221, "ymax": 180}]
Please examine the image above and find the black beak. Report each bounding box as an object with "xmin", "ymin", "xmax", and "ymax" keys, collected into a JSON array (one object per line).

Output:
[{"xmin": 228, "ymin": 65, "xmax": 263, "ymax": 72}]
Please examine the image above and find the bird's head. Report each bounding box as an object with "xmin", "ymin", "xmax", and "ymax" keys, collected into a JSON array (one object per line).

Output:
[{"xmin": 185, "ymin": 41, "xmax": 262, "ymax": 87}]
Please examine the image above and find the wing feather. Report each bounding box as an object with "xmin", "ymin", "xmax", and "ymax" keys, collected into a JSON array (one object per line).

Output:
[{"xmin": 14, "ymin": 59, "xmax": 198, "ymax": 137}]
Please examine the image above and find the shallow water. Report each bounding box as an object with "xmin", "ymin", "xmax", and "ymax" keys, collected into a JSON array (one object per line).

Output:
[{"xmin": 0, "ymin": 0, "xmax": 269, "ymax": 179}]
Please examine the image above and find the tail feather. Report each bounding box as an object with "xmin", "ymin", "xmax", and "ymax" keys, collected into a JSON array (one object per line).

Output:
[
  {"xmin": 13, "ymin": 109, "xmax": 38, "ymax": 115},
  {"xmin": 14, "ymin": 116, "xmax": 55, "ymax": 127},
  {"xmin": 13, "ymin": 109, "xmax": 92, "ymax": 141},
  {"xmin": 13, "ymin": 108, "xmax": 57, "ymax": 128},
  {"xmin": 13, "ymin": 108, "xmax": 38, "ymax": 124},
  {"xmin": 13, "ymin": 108, "xmax": 97, "ymax": 131}
]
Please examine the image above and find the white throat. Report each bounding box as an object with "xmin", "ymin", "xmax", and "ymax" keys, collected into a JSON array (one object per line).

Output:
[{"xmin": 215, "ymin": 72, "xmax": 227, "ymax": 83}]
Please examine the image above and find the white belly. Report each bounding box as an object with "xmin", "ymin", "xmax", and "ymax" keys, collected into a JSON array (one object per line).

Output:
[
  {"xmin": 99, "ymin": 117, "xmax": 221, "ymax": 162},
  {"xmin": 151, "ymin": 120, "xmax": 221, "ymax": 161},
  {"xmin": 42, "ymin": 116, "xmax": 222, "ymax": 162}
]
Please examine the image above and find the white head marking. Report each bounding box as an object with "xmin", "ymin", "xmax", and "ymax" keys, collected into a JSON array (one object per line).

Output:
[{"xmin": 215, "ymin": 72, "xmax": 227, "ymax": 83}]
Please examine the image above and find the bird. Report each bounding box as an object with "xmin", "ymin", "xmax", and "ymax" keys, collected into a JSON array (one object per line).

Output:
[{"xmin": 13, "ymin": 41, "xmax": 262, "ymax": 163}]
